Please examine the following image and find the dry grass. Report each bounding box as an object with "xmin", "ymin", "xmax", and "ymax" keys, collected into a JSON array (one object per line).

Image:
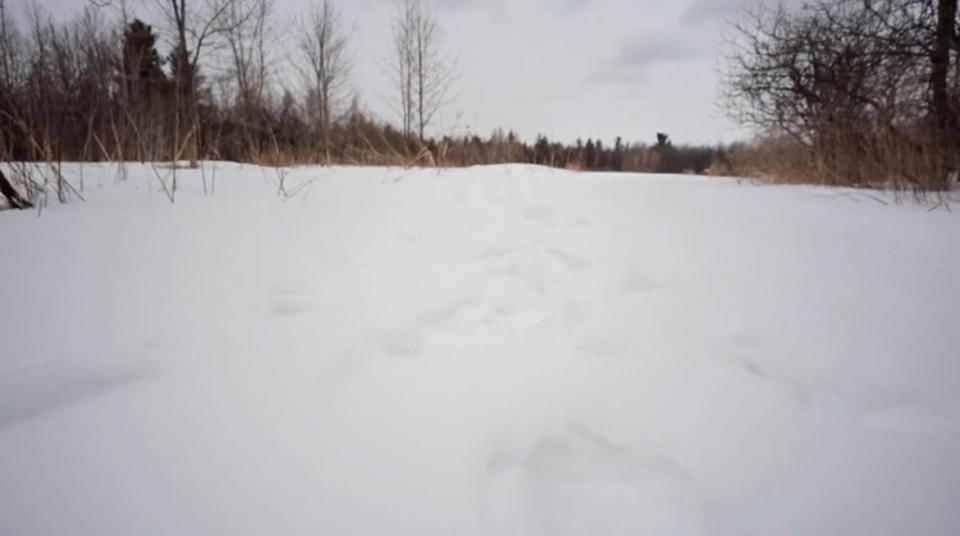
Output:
[{"xmin": 713, "ymin": 128, "xmax": 957, "ymax": 194}]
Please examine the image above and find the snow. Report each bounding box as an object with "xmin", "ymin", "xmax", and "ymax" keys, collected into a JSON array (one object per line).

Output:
[{"xmin": 1, "ymin": 162, "xmax": 958, "ymax": 535}]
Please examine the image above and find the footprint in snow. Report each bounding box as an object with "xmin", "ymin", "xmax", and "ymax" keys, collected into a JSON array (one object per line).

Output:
[
  {"xmin": 716, "ymin": 330, "xmax": 818, "ymax": 409},
  {"xmin": 480, "ymin": 244, "xmax": 589, "ymax": 296},
  {"xmin": 483, "ymin": 423, "xmax": 724, "ymax": 535}
]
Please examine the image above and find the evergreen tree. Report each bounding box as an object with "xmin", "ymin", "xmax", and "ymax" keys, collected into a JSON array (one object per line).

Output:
[
  {"xmin": 168, "ymin": 43, "xmax": 196, "ymax": 101},
  {"xmin": 585, "ymin": 139, "xmax": 595, "ymax": 170},
  {"xmin": 613, "ymin": 136, "xmax": 624, "ymax": 171},
  {"xmin": 121, "ymin": 19, "xmax": 166, "ymax": 101},
  {"xmin": 534, "ymin": 134, "xmax": 550, "ymax": 165}
]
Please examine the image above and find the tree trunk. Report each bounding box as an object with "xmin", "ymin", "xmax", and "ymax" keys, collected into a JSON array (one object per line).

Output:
[
  {"xmin": 417, "ymin": 35, "xmax": 424, "ymax": 142},
  {"xmin": 932, "ymin": 0, "xmax": 958, "ymax": 187},
  {"xmin": 0, "ymin": 169, "xmax": 32, "ymax": 209},
  {"xmin": 932, "ymin": 0, "xmax": 957, "ymax": 130}
]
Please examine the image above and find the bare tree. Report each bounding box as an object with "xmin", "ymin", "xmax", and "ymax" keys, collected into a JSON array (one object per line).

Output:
[
  {"xmin": 156, "ymin": 0, "xmax": 245, "ymax": 172},
  {"xmin": 295, "ymin": 0, "xmax": 350, "ymax": 161},
  {"xmin": 390, "ymin": 0, "xmax": 456, "ymax": 142},
  {"xmin": 222, "ymin": 0, "xmax": 274, "ymax": 158},
  {"xmin": 223, "ymin": 0, "xmax": 271, "ymax": 111},
  {"xmin": 0, "ymin": 0, "xmax": 25, "ymax": 158},
  {"xmin": 0, "ymin": 0, "xmax": 22, "ymax": 91},
  {"xmin": 392, "ymin": 0, "xmax": 414, "ymax": 138}
]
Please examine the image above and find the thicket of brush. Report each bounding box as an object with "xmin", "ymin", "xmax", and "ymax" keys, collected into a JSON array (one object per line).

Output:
[{"xmin": 721, "ymin": 0, "xmax": 960, "ymax": 192}]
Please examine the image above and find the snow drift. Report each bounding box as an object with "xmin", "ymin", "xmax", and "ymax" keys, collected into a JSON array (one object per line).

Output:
[{"xmin": 1, "ymin": 163, "xmax": 958, "ymax": 535}]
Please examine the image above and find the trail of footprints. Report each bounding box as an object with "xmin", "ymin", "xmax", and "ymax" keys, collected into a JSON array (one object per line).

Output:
[
  {"xmin": 259, "ymin": 200, "xmax": 663, "ymax": 363},
  {"xmin": 372, "ymin": 203, "xmax": 661, "ymax": 359}
]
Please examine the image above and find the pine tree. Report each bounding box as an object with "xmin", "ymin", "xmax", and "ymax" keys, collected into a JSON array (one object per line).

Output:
[
  {"xmin": 613, "ymin": 136, "xmax": 624, "ymax": 171},
  {"xmin": 585, "ymin": 139, "xmax": 595, "ymax": 170},
  {"xmin": 534, "ymin": 134, "xmax": 550, "ymax": 165},
  {"xmin": 121, "ymin": 19, "xmax": 166, "ymax": 102}
]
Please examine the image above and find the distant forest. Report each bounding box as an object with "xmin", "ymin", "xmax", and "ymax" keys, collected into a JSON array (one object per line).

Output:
[{"xmin": 0, "ymin": 0, "xmax": 957, "ymax": 193}]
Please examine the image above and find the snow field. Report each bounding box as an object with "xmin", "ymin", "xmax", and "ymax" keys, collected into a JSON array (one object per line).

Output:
[{"xmin": 1, "ymin": 162, "xmax": 958, "ymax": 535}]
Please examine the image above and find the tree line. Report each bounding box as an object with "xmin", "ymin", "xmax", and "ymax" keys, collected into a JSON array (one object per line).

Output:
[
  {"xmin": 2, "ymin": 0, "xmax": 954, "ymax": 200},
  {"xmin": 0, "ymin": 0, "xmax": 723, "ymax": 183}
]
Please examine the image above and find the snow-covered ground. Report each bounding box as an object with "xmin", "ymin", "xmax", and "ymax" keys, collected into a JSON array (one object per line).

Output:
[{"xmin": 1, "ymin": 162, "xmax": 958, "ymax": 535}]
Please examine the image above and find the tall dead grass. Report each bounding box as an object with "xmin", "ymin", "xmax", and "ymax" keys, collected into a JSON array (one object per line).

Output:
[{"xmin": 713, "ymin": 127, "xmax": 957, "ymax": 194}]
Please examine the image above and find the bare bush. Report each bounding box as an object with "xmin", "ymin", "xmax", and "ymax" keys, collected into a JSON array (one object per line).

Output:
[{"xmin": 723, "ymin": 0, "xmax": 958, "ymax": 191}]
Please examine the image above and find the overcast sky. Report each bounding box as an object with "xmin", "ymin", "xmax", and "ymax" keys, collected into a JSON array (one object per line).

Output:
[{"xmin": 13, "ymin": 0, "xmax": 763, "ymax": 145}]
